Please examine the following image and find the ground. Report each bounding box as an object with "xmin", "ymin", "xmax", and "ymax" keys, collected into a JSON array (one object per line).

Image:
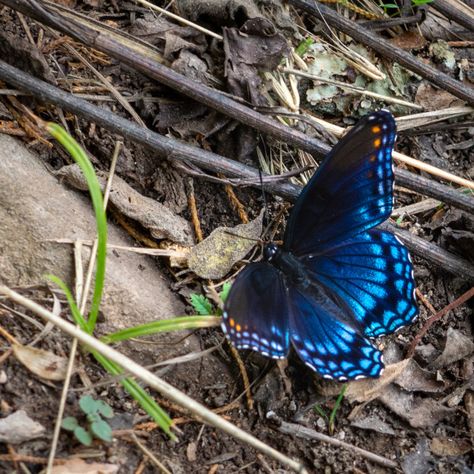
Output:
[{"xmin": 0, "ymin": 1, "xmax": 473, "ymax": 473}]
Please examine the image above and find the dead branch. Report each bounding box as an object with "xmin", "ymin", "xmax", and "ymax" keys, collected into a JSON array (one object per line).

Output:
[
  {"xmin": 0, "ymin": 60, "xmax": 473, "ymax": 281},
  {"xmin": 288, "ymin": 0, "xmax": 474, "ymax": 105}
]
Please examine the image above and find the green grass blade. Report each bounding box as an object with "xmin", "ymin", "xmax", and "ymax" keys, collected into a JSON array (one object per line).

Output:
[
  {"xmin": 93, "ymin": 351, "xmax": 174, "ymax": 437},
  {"xmin": 102, "ymin": 315, "xmax": 221, "ymax": 344},
  {"xmin": 329, "ymin": 383, "xmax": 347, "ymax": 435},
  {"xmin": 47, "ymin": 123, "xmax": 107, "ymax": 333},
  {"xmin": 46, "ymin": 274, "xmax": 88, "ymax": 331}
]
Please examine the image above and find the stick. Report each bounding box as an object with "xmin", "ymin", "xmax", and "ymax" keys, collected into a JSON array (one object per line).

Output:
[
  {"xmin": 288, "ymin": 0, "xmax": 474, "ymax": 105},
  {"xmin": 0, "ymin": 60, "xmax": 473, "ymax": 280},
  {"xmin": 0, "ymin": 285, "xmax": 308, "ymax": 474}
]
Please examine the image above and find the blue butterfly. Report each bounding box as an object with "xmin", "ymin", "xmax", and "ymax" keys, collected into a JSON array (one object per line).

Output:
[{"xmin": 221, "ymin": 110, "xmax": 418, "ymax": 381}]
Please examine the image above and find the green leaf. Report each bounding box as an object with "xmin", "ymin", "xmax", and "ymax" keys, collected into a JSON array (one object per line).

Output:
[
  {"xmin": 190, "ymin": 293, "xmax": 214, "ymax": 316},
  {"xmin": 97, "ymin": 400, "xmax": 114, "ymax": 419},
  {"xmin": 79, "ymin": 395, "xmax": 99, "ymax": 414},
  {"xmin": 90, "ymin": 419, "xmax": 113, "ymax": 442},
  {"xmin": 295, "ymin": 37, "xmax": 314, "ymax": 57},
  {"xmin": 61, "ymin": 416, "xmax": 78, "ymax": 431},
  {"xmin": 74, "ymin": 426, "xmax": 93, "ymax": 446},
  {"xmin": 219, "ymin": 282, "xmax": 232, "ymax": 304}
]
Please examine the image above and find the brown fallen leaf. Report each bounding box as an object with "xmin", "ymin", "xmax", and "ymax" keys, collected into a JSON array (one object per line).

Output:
[
  {"xmin": 50, "ymin": 458, "xmax": 119, "ymax": 474},
  {"xmin": 395, "ymin": 359, "xmax": 445, "ymax": 393},
  {"xmin": 56, "ymin": 164, "xmax": 194, "ymax": 246},
  {"xmin": 12, "ymin": 343, "xmax": 69, "ymax": 381},
  {"xmin": 187, "ymin": 211, "xmax": 263, "ymax": 279},
  {"xmin": 430, "ymin": 437, "xmax": 471, "ymax": 456},
  {"xmin": 431, "ymin": 327, "xmax": 474, "ymax": 370},
  {"xmin": 379, "ymin": 385, "xmax": 454, "ymax": 428},
  {"xmin": 345, "ymin": 359, "xmax": 409, "ymax": 403}
]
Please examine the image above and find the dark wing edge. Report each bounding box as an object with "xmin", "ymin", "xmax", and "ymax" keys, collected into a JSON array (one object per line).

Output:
[
  {"xmin": 222, "ymin": 262, "xmax": 290, "ymax": 359},
  {"xmin": 284, "ymin": 110, "xmax": 397, "ymax": 256}
]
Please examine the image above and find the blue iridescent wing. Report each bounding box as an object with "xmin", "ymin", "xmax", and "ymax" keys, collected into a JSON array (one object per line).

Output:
[
  {"xmin": 222, "ymin": 262, "xmax": 290, "ymax": 358},
  {"xmin": 303, "ymin": 230, "xmax": 418, "ymax": 338},
  {"xmin": 284, "ymin": 110, "xmax": 396, "ymax": 256},
  {"xmin": 288, "ymin": 283, "xmax": 383, "ymax": 380}
]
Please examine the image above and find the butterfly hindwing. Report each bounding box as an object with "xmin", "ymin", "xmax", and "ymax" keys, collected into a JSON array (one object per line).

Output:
[
  {"xmin": 222, "ymin": 262, "xmax": 290, "ymax": 358},
  {"xmin": 284, "ymin": 110, "xmax": 396, "ymax": 255},
  {"xmin": 288, "ymin": 283, "xmax": 384, "ymax": 380},
  {"xmin": 303, "ymin": 230, "xmax": 418, "ymax": 338}
]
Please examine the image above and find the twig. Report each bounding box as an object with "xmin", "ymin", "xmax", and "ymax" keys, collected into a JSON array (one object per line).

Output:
[
  {"xmin": 288, "ymin": 0, "xmax": 474, "ymax": 105},
  {"xmin": 0, "ymin": 285, "xmax": 308, "ymax": 474},
  {"xmin": 431, "ymin": 0, "xmax": 474, "ymax": 32},
  {"xmin": 276, "ymin": 420, "xmax": 398, "ymax": 469},
  {"xmin": 0, "ymin": 60, "xmax": 473, "ymax": 279},
  {"xmin": 281, "ymin": 67, "xmax": 422, "ymax": 109},
  {"xmin": 3, "ymin": 2, "xmax": 474, "ymax": 200},
  {"xmin": 405, "ymin": 286, "xmax": 474, "ymax": 359}
]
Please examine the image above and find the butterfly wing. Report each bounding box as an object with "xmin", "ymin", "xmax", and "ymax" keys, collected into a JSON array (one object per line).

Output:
[
  {"xmin": 288, "ymin": 282, "xmax": 383, "ymax": 380},
  {"xmin": 222, "ymin": 262, "xmax": 290, "ymax": 358},
  {"xmin": 284, "ymin": 110, "xmax": 396, "ymax": 255},
  {"xmin": 303, "ymin": 230, "xmax": 418, "ymax": 338}
]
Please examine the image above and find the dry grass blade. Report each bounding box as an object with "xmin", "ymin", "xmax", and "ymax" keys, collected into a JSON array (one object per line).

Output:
[{"xmin": 0, "ymin": 285, "xmax": 308, "ymax": 474}]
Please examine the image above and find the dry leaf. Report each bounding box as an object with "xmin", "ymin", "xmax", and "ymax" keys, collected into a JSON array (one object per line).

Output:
[
  {"xmin": 395, "ymin": 359, "xmax": 445, "ymax": 393},
  {"xmin": 431, "ymin": 327, "xmax": 474, "ymax": 369},
  {"xmin": 187, "ymin": 211, "xmax": 263, "ymax": 279},
  {"xmin": 0, "ymin": 410, "xmax": 45, "ymax": 444},
  {"xmin": 430, "ymin": 437, "xmax": 471, "ymax": 456},
  {"xmin": 12, "ymin": 344, "xmax": 68, "ymax": 381},
  {"xmin": 379, "ymin": 385, "xmax": 454, "ymax": 428},
  {"xmin": 56, "ymin": 164, "xmax": 194, "ymax": 246},
  {"xmin": 345, "ymin": 359, "xmax": 409, "ymax": 403},
  {"xmin": 51, "ymin": 458, "xmax": 119, "ymax": 474}
]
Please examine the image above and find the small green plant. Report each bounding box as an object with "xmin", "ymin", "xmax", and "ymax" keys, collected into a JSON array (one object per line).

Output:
[
  {"xmin": 312, "ymin": 383, "xmax": 347, "ymax": 435},
  {"xmin": 62, "ymin": 395, "xmax": 114, "ymax": 446},
  {"xmin": 190, "ymin": 282, "xmax": 231, "ymax": 316}
]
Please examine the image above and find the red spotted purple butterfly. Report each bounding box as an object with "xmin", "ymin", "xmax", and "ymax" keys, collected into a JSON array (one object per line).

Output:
[{"xmin": 221, "ymin": 110, "xmax": 418, "ymax": 381}]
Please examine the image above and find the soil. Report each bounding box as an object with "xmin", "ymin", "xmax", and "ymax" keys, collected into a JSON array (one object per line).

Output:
[{"xmin": 0, "ymin": 1, "xmax": 473, "ymax": 474}]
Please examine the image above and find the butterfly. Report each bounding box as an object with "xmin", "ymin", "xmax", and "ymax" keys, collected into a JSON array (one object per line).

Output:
[{"xmin": 221, "ymin": 110, "xmax": 418, "ymax": 381}]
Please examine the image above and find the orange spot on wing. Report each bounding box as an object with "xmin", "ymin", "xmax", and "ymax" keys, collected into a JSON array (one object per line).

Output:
[
  {"xmin": 236, "ymin": 324, "xmax": 242, "ymax": 332},
  {"xmin": 374, "ymin": 138, "xmax": 381, "ymax": 148},
  {"xmin": 372, "ymin": 126, "xmax": 381, "ymax": 133},
  {"xmin": 229, "ymin": 318, "xmax": 235, "ymax": 327},
  {"xmin": 369, "ymin": 155, "xmax": 377, "ymax": 162}
]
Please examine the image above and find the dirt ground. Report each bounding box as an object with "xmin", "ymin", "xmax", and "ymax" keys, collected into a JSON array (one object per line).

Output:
[{"xmin": 0, "ymin": 1, "xmax": 473, "ymax": 473}]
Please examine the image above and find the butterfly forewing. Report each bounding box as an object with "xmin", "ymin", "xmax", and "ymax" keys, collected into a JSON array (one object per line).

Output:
[
  {"xmin": 222, "ymin": 262, "xmax": 290, "ymax": 358},
  {"xmin": 284, "ymin": 110, "xmax": 396, "ymax": 256},
  {"xmin": 303, "ymin": 230, "xmax": 418, "ymax": 338}
]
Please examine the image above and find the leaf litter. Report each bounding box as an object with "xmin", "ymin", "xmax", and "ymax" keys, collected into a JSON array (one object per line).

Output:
[{"xmin": 0, "ymin": 0, "xmax": 473, "ymax": 472}]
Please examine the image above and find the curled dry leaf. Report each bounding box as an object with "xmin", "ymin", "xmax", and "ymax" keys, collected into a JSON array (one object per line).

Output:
[
  {"xmin": 394, "ymin": 359, "xmax": 445, "ymax": 393},
  {"xmin": 56, "ymin": 164, "xmax": 194, "ymax": 246},
  {"xmin": 379, "ymin": 385, "xmax": 454, "ymax": 428},
  {"xmin": 431, "ymin": 327, "xmax": 474, "ymax": 370},
  {"xmin": 345, "ymin": 359, "xmax": 409, "ymax": 403},
  {"xmin": 187, "ymin": 211, "xmax": 263, "ymax": 279},
  {"xmin": 12, "ymin": 343, "xmax": 68, "ymax": 381}
]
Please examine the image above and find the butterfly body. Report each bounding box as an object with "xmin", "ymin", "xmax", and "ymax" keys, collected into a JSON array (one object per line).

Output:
[{"xmin": 222, "ymin": 110, "xmax": 418, "ymax": 381}]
